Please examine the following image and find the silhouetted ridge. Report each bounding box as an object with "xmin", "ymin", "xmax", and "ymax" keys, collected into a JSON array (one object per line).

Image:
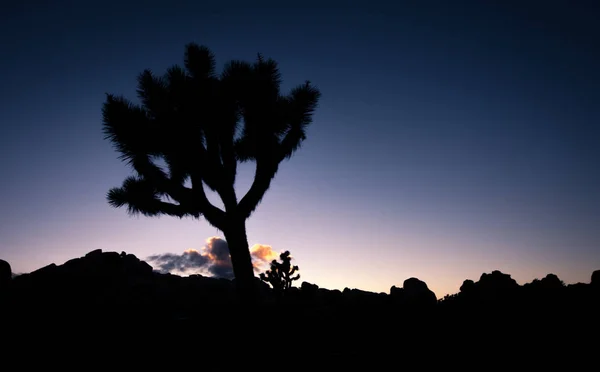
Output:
[
  {"xmin": 438, "ymin": 269, "xmax": 600, "ymax": 322},
  {"xmin": 6, "ymin": 249, "xmax": 240, "ymax": 322},
  {"xmin": 3, "ymin": 253, "xmax": 599, "ymax": 365}
]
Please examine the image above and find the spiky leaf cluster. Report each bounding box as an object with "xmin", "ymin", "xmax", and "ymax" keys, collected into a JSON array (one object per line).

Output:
[{"xmin": 103, "ymin": 44, "xmax": 321, "ymax": 229}]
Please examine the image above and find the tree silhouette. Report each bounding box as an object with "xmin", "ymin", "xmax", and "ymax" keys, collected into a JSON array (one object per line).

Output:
[
  {"xmin": 102, "ymin": 43, "xmax": 320, "ymax": 299},
  {"xmin": 259, "ymin": 251, "xmax": 300, "ymax": 294}
]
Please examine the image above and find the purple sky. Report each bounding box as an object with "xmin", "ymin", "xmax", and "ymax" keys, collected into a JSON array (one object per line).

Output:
[{"xmin": 1, "ymin": 0, "xmax": 598, "ymax": 298}]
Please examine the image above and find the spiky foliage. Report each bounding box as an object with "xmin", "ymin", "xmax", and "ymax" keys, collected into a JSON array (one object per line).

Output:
[
  {"xmin": 259, "ymin": 251, "xmax": 300, "ymax": 293},
  {"xmin": 102, "ymin": 44, "xmax": 321, "ymax": 230}
]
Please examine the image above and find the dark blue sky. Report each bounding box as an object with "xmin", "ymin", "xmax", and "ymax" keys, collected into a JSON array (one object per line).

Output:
[{"xmin": 1, "ymin": 0, "xmax": 598, "ymax": 296}]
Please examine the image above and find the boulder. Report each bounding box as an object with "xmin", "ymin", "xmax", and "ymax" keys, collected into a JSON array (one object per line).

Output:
[
  {"xmin": 592, "ymin": 270, "xmax": 600, "ymax": 287},
  {"xmin": 0, "ymin": 259, "xmax": 11, "ymax": 290},
  {"xmin": 402, "ymin": 277, "xmax": 437, "ymax": 307},
  {"xmin": 460, "ymin": 279, "xmax": 475, "ymax": 293}
]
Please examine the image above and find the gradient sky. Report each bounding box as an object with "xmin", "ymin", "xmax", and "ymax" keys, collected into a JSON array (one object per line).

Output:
[{"xmin": 1, "ymin": 0, "xmax": 598, "ymax": 298}]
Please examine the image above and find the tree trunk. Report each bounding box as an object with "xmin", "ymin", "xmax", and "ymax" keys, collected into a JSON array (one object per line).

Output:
[{"xmin": 223, "ymin": 217, "xmax": 256, "ymax": 303}]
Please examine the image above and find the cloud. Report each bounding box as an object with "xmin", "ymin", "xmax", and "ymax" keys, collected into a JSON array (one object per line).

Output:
[
  {"xmin": 146, "ymin": 250, "xmax": 210, "ymax": 273},
  {"xmin": 147, "ymin": 237, "xmax": 281, "ymax": 279},
  {"xmin": 250, "ymin": 244, "xmax": 279, "ymax": 271},
  {"xmin": 202, "ymin": 237, "xmax": 234, "ymax": 279}
]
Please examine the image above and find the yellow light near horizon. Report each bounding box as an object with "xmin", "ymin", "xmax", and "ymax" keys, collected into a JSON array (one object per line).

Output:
[{"xmin": 250, "ymin": 244, "xmax": 279, "ymax": 262}]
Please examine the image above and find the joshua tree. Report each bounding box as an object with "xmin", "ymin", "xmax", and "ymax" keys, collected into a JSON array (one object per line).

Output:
[
  {"xmin": 259, "ymin": 251, "xmax": 300, "ymax": 294},
  {"xmin": 102, "ymin": 43, "xmax": 320, "ymax": 299}
]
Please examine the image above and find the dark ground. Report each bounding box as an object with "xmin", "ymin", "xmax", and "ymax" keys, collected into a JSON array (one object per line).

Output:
[{"xmin": 1, "ymin": 251, "xmax": 598, "ymax": 370}]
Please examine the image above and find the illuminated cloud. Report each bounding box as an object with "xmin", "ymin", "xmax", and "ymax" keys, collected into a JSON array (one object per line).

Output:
[
  {"xmin": 250, "ymin": 244, "xmax": 279, "ymax": 271},
  {"xmin": 202, "ymin": 237, "xmax": 234, "ymax": 279},
  {"xmin": 147, "ymin": 237, "xmax": 281, "ymax": 279}
]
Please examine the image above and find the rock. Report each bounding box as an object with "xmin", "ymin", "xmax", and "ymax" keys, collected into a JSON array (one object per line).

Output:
[
  {"xmin": 301, "ymin": 281, "xmax": 319, "ymax": 292},
  {"xmin": 540, "ymin": 274, "xmax": 564, "ymax": 289},
  {"xmin": 592, "ymin": 270, "xmax": 600, "ymax": 287},
  {"xmin": 402, "ymin": 277, "xmax": 437, "ymax": 307},
  {"xmin": 460, "ymin": 279, "xmax": 475, "ymax": 293},
  {"xmin": 478, "ymin": 270, "xmax": 519, "ymax": 291},
  {"xmin": 389, "ymin": 285, "xmax": 406, "ymax": 306},
  {"xmin": 30, "ymin": 263, "xmax": 58, "ymax": 277},
  {"xmin": 343, "ymin": 287, "xmax": 383, "ymax": 303},
  {"xmin": 300, "ymin": 281, "xmax": 319, "ymax": 300},
  {"xmin": 0, "ymin": 259, "xmax": 11, "ymax": 290},
  {"xmin": 85, "ymin": 249, "xmax": 103, "ymax": 258}
]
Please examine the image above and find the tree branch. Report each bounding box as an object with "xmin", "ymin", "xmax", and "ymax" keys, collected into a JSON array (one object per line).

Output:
[
  {"xmin": 190, "ymin": 173, "xmax": 226, "ymax": 230},
  {"xmin": 107, "ymin": 177, "xmax": 196, "ymax": 218},
  {"xmin": 109, "ymin": 159, "xmax": 227, "ymax": 230},
  {"xmin": 237, "ymin": 159, "xmax": 278, "ymax": 219},
  {"xmin": 219, "ymin": 132, "xmax": 238, "ymax": 207},
  {"xmin": 203, "ymin": 130, "xmax": 238, "ymax": 211},
  {"xmin": 278, "ymin": 126, "xmax": 305, "ymax": 161},
  {"xmin": 130, "ymin": 155, "xmax": 200, "ymax": 210}
]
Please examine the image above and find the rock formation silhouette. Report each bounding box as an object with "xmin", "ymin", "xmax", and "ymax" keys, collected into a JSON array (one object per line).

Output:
[
  {"xmin": 0, "ymin": 259, "xmax": 11, "ymax": 293},
  {"xmin": 3, "ymin": 251, "xmax": 599, "ymax": 367}
]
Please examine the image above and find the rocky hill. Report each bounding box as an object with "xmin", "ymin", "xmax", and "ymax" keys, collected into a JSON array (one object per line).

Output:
[{"xmin": 1, "ymin": 250, "xmax": 599, "ymax": 368}]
